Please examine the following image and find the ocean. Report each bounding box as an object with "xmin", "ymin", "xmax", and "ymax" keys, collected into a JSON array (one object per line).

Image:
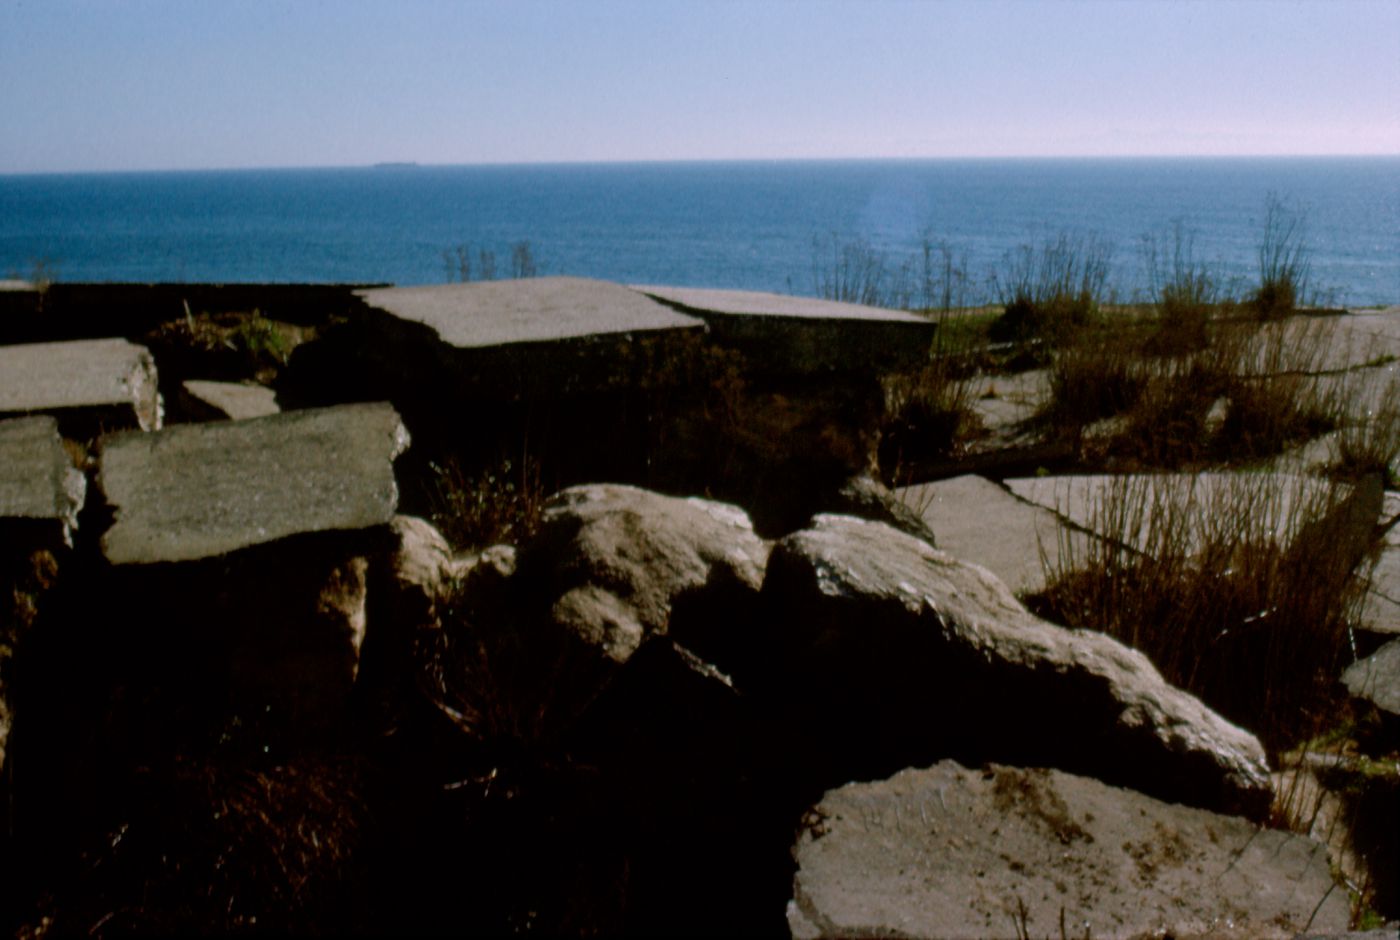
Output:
[{"xmin": 1, "ymin": 157, "xmax": 1397, "ymax": 306}]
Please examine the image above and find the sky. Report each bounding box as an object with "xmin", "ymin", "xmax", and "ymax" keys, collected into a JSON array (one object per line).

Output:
[{"xmin": 1, "ymin": 0, "xmax": 1397, "ymax": 173}]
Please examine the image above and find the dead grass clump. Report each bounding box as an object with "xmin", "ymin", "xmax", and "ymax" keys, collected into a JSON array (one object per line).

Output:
[
  {"xmin": 990, "ymin": 232, "xmax": 1113, "ymax": 346},
  {"xmin": 23, "ymin": 754, "xmax": 370, "ymax": 937},
  {"xmin": 1329, "ymin": 371, "xmax": 1400, "ymax": 489},
  {"xmin": 1029, "ymin": 472, "xmax": 1372, "ymax": 753},
  {"xmin": 881, "ymin": 320, "xmax": 984, "ymax": 473},
  {"xmin": 427, "ymin": 452, "xmax": 545, "ymax": 552},
  {"xmin": 1251, "ymin": 193, "xmax": 1311, "ymax": 320}
]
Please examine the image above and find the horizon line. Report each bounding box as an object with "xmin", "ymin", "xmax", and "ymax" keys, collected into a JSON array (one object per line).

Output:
[{"xmin": 4, "ymin": 152, "xmax": 1399, "ymax": 178}]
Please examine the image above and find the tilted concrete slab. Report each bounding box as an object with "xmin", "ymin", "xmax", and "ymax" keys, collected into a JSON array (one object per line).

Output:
[
  {"xmin": 635, "ymin": 285, "xmax": 936, "ymax": 374},
  {"xmin": 1006, "ymin": 472, "xmax": 1375, "ymax": 558},
  {"xmin": 896, "ymin": 474, "xmax": 1094, "ymax": 596},
  {"xmin": 97, "ymin": 402, "xmax": 409, "ymax": 564},
  {"xmin": 0, "ymin": 338, "xmax": 161, "ymax": 431},
  {"xmin": 0, "ymin": 416, "xmax": 86, "ymax": 542},
  {"xmin": 789, "ymin": 761, "xmax": 1348, "ymax": 940},
  {"xmin": 181, "ymin": 379, "xmax": 281, "ymax": 421},
  {"xmin": 1343, "ymin": 636, "xmax": 1400, "ymax": 719},
  {"xmin": 356, "ymin": 277, "xmax": 703, "ymax": 349}
]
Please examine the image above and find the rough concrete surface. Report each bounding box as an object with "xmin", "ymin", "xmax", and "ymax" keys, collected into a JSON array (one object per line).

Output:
[
  {"xmin": 356, "ymin": 277, "xmax": 703, "ymax": 349},
  {"xmin": 1361, "ymin": 491, "xmax": 1400, "ymax": 635},
  {"xmin": 97, "ymin": 402, "xmax": 409, "ymax": 564},
  {"xmin": 788, "ymin": 761, "xmax": 1349, "ymax": 940},
  {"xmin": 0, "ymin": 337, "xmax": 161, "ymax": 430},
  {"xmin": 181, "ymin": 379, "xmax": 280, "ymax": 421},
  {"xmin": 1006, "ymin": 472, "xmax": 1372, "ymax": 558},
  {"xmin": 767, "ymin": 514, "xmax": 1272, "ymax": 818},
  {"xmin": 0, "ymin": 415, "xmax": 86, "ymax": 538},
  {"xmin": 896, "ymin": 473, "xmax": 1093, "ymax": 595}
]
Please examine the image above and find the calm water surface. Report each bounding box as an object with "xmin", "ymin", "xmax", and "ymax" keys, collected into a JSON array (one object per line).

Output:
[{"xmin": 1, "ymin": 157, "xmax": 1396, "ymax": 305}]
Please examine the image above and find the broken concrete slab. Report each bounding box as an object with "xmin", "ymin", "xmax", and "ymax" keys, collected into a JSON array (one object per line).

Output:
[
  {"xmin": 636, "ymin": 284, "xmax": 935, "ymax": 374},
  {"xmin": 788, "ymin": 760, "xmax": 1349, "ymax": 940},
  {"xmin": 357, "ymin": 277, "xmax": 703, "ymax": 349},
  {"xmin": 1343, "ymin": 637, "xmax": 1400, "ymax": 722},
  {"xmin": 0, "ymin": 337, "xmax": 162, "ymax": 433},
  {"xmin": 1006, "ymin": 472, "xmax": 1377, "ymax": 560},
  {"xmin": 179, "ymin": 379, "xmax": 280, "ymax": 421},
  {"xmin": 896, "ymin": 474, "xmax": 1094, "ymax": 595},
  {"xmin": 0, "ymin": 416, "xmax": 86, "ymax": 542},
  {"xmin": 1360, "ymin": 492, "xmax": 1400, "ymax": 638},
  {"xmin": 97, "ymin": 402, "xmax": 409, "ymax": 565}
]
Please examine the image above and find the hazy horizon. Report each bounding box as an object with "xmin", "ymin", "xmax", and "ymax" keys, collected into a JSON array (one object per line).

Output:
[{"xmin": 2, "ymin": 0, "xmax": 1396, "ymax": 175}]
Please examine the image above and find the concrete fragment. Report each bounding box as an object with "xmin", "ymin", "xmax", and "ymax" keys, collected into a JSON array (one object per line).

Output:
[
  {"xmin": 97, "ymin": 402, "xmax": 408, "ymax": 564},
  {"xmin": 789, "ymin": 761, "xmax": 1349, "ymax": 940},
  {"xmin": 0, "ymin": 337, "xmax": 161, "ymax": 431},
  {"xmin": 763, "ymin": 513, "xmax": 1272, "ymax": 818},
  {"xmin": 0, "ymin": 415, "xmax": 86, "ymax": 543},
  {"xmin": 180, "ymin": 379, "xmax": 280, "ymax": 421},
  {"xmin": 636, "ymin": 284, "xmax": 934, "ymax": 374},
  {"xmin": 1343, "ymin": 638, "xmax": 1400, "ymax": 720},
  {"xmin": 897, "ymin": 473, "xmax": 1094, "ymax": 595}
]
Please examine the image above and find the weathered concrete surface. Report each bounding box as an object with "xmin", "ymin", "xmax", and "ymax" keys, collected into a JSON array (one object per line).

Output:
[
  {"xmin": 1006, "ymin": 472, "xmax": 1375, "ymax": 559},
  {"xmin": 637, "ymin": 284, "xmax": 935, "ymax": 374},
  {"xmin": 357, "ymin": 277, "xmax": 702, "ymax": 349},
  {"xmin": 896, "ymin": 474, "xmax": 1094, "ymax": 595},
  {"xmin": 97, "ymin": 402, "xmax": 409, "ymax": 564},
  {"xmin": 1363, "ymin": 492, "xmax": 1400, "ymax": 636},
  {"xmin": 0, "ymin": 338, "xmax": 161, "ymax": 431},
  {"xmin": 763, "ymin": 514, "xmax": 1272, "ymax": 818},
  {"xmin": 525, "ymin": 483, "xmax": 770, "ymax": 666},
  {"xmin": 180, "ymin": 379, "xmax": 281, "ymax": 421},
  {"xmin": 0, "ymin": 416, "xmax": 86, "ymax": 540},
  {"xmin": 788, "ymin": 761, "xmax": 1349, "ymax": 940}
]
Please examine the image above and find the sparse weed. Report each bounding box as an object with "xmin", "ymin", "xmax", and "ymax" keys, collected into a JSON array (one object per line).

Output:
[
  {"xmin": 427, "ymin": 452, "xmax": 545, "ymax": 552},
  {"xmin": 990, "ymin": 232, "xmax": 1113, "ymax": 346},
  {"xmin": 1252, "ymin": 193, "xmax": 1311, "ymax": 319}
]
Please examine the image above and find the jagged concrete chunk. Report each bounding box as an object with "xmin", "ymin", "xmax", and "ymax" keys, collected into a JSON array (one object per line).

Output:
[
  {"xmin": 0, "ymin": 338, "xmax": 161, "ymax": 431},
  {"xmin": 180, "ymin": 379, "xmax": 281, "ymax": 421},
  {"xmin": 0, "ymin": 416, "xmax": 86, "ymax": 541},
  {"xmin": 97, "ymin": 402, "xmax": 409, "ymax": 564},
  {"xmin": 636, "ymin": 284, "xmax": 935, "ymax": 374},
  {"xmin": 789, "ymin": 761, "xmax": 1349, "ymax": 940},
  {"xmin": 357, "ymin": 277, "xmax": 703, "ymax": 349},
  {"xmin": 764, "ymin": 514, "xmax": 1272, "ymax": 818},
  {"xmin": 1362, "ymin": 491, "xmax": 1400, "ymax": 636}
]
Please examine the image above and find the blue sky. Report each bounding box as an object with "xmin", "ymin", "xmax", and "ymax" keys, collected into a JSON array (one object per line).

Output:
[{"xmin": 2, "ymin": 0, "xmax": 1397, "ymax": 173}]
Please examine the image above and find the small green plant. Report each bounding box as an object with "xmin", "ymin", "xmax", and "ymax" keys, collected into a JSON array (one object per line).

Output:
[{"xmin": 231, "ymin": 309, "xmax": 288, "ymax": 364}]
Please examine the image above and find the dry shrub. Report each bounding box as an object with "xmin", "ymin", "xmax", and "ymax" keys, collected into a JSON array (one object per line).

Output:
[
  {"xmin": 881, "ymin": 323, "xmax": 983, "ymax": 473},
  {"xmin": 990, "ymin": 232, "xmax": 1112, "ymax": 346},
  {"xmin": 1330, "ymin": 370, "xmax": 1400, "ymax": 488},
  {"xmin": 1030, "ymin": 472, "xmax": 1376, "ymax": 753},
  {"xmin": 23, "ymin": 755, "xmax": 369, "ymax": 937},
  {"xmin": 427, "ymin": 451, "xmax": 545, "ymax": 552}
]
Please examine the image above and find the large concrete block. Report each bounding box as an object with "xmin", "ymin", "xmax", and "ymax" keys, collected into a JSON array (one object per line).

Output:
[
  {"xmin": 357, "ymin": 277, "xmax": 702, "ymax": 349},
  {"xmin": 636, "ymin": 284, "xmax": 935, "ymax": 375},
  {"xmin": 96, "ymin": 402, "xmax": 409, "ymax": 565},
  {"xmin": 0, "ymin": 415, "xmax": 86, "ymax": 542},
  {"xmin": 0, "ymin": 337, "xmax": 161, "ymax": 432}
]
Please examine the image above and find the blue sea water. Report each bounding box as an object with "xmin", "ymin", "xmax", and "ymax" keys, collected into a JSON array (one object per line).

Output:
[{"xmin": 1, "ymin": 157, "xmax": 1397, "ymax": 305}]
